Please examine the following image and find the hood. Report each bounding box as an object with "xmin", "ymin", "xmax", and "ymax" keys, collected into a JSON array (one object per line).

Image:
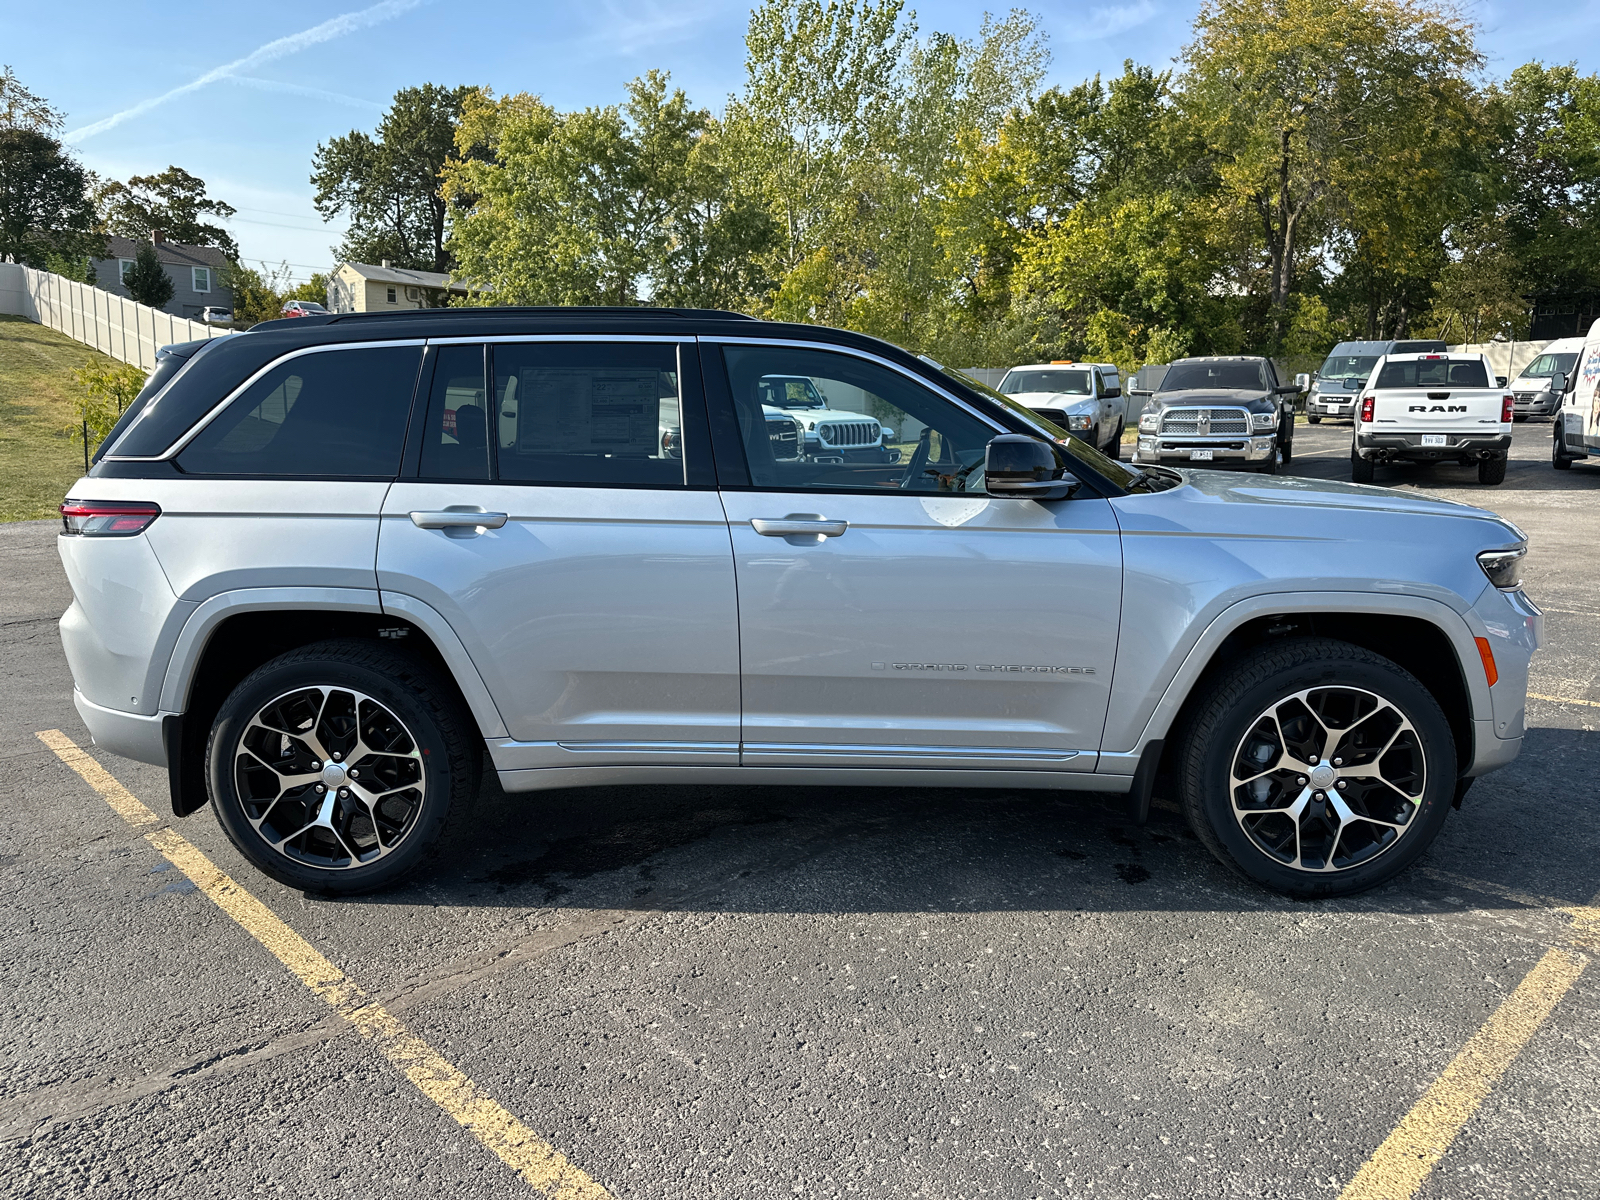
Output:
[
  {"xmin": 1151, "ymin": 388, "xmax": 1269, "ymax": 407},
  {"xmin": 1011, "ymin": 390, "xmax": 1096, "ymax": 412},
  {"xmin": 1173, "ymin": 467, "xmax": 1519, "ymax": 529}
]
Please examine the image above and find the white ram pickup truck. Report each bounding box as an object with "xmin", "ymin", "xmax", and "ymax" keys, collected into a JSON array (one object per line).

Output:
[{"xmin": 1351, "ymin": 352, "xmax": 1513, "ymax": 486}]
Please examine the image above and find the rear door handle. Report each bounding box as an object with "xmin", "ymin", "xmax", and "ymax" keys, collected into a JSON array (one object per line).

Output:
[
  {"xmin": 409, "ymin": 509, "xmax": 508, "ymax": 530},
  {"xmin": 751, "ymin": 516, "xmax": 848, "ymax": 538}
]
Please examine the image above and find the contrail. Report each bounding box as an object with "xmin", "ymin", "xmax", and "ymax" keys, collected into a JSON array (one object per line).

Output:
[{"xmin": 64, "ymin": 0, "xmax": 424, "ymax": 144}]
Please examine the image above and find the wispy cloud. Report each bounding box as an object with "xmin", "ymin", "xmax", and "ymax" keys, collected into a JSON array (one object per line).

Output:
[
  {"xmin": 64, "ymin": 0, "xmax": 424, "ymax": 143},
  {"xmin": 225, "ymin": 76, "xmax": 385, "ymax": 111},
  {"xmin": 1079, "ymin": 1, "xmax": 1158, "ymax": 41}
]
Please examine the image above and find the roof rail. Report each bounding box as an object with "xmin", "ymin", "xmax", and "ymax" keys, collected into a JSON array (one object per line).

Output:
[{"xmin": 320, "ymin": 305, "xmax": 760, "ymax": 324}]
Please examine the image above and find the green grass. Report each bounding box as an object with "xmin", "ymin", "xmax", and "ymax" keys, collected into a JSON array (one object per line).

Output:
[{"xmin": 0, "ymin": 315, "xmax": 122, "ymax": 521}]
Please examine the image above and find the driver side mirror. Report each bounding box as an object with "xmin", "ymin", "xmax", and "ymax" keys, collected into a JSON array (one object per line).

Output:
[
  {"xmin": 1294, "ymin": 373, "xmax": 1310, "ymax": 391},
  {"xmin": 985, "ymin": 435, "xmax": 1080, "ymax": 501},
  {"xmin": 1496, "ymin": 375, "xmax": 1507, "ymax": 388}
]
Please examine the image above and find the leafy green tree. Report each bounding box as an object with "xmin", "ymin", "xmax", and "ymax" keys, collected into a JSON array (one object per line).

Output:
[
  {"xmin": 66, "ymin": 360, "xmax": 147, "ymax": 447},
  {"xmin": 98, "ymin": 166, "xmax": 238, "ymax": 256},
  {"xmin": 0, "ymin": 68, "xmax": 99, "ymax": 267},
  {"xmin": 123, "ymin": 242, "xmax": 174, "ymax": 308},
  {"xmin": 446, "ymin": 72, "xmax": 775, "ymax": 308},
  {"xmin": 314, "ymin": 84, "xmax": 483, "ymax": 271},
  {"xmin": 1180, "ymin": 0, "xmax": 1481, "ymax": 342}
]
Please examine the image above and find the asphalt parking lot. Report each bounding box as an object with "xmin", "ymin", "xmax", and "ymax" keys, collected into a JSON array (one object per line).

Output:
[{"xmin": 2, "ymin": 419, "xmax": 1596, "ymax": 1199}]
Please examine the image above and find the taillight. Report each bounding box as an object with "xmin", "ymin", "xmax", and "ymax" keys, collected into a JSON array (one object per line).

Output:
[
  {"xmin": 1359, "ymin": 395, "xmax": 1375, "ymax": 422},
  {"xmin": 1501, "ymin": 395, "xmax": 1514, "ymax": 423},
  {"xmin": 60, "ymin": 499, "xmax": 161, "ymax": 537}
]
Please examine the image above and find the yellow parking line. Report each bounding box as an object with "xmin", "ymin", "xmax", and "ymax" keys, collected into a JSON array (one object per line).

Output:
[
  {"xmin": 37, "ymin": 728, "xmax": 160, "ymax": 826},
  {"xmin": 1338, "ymin": 948, "xmax": 1587, "ymax": 1199},
  {"xmin": 37, "ymin": 730, "xmax": 611, "ymax": 1200},
  {"xmin": 1528, "ymin": 692, "xmax": 1600, "ymax": 709}
]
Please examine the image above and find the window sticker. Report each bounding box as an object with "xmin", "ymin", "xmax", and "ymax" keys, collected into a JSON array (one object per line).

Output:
[{"xmin": 520, "ymin": 369, "xmax": 660, "ymax": 455}]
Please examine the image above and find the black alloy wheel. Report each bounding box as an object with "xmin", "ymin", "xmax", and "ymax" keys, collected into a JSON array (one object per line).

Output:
[
  {"xmin": 207, "ymin": 640, "xmax": 476, "ymax": 894},
  {"xmin": 1177, "ymin": 637, "xmax": 1455, "ymax": 898}
]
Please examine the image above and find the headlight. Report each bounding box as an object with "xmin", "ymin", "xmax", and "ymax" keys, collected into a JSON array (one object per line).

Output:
[
  {"xmin": 1251, "ymin": 412, "xmax": 1277, "ymax": 431},
  {"xmin": 1477, "ymin": 547, "xmax": 1526, "ymax": 590},
  {"xmin": 1139, "ymin": 412, "xmax": 1159, "ymax": 433},
  {"xmin": 1063, "ymin": 414, "xmax": 1092, "ymax": 431}
]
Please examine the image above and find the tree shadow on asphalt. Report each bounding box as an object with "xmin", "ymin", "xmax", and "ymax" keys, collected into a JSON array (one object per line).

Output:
[{"xmin": 350, "ymin": 724, "xmax": 1600, "ymax": 920}]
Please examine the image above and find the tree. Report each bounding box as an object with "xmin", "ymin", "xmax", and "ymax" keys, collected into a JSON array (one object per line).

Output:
[
  {"xmin": 314, "ymin": 84, "xmax": 483, "ymax": 271},
  {"xmin": 0, "ymin": 68, "xmax": 99, "ymax": 267},
  {"xmin": 123, "ymin": 242, "xmax": 174, "ymax": 308},
  {"xmin": 98, "ymin": 166, "xmax": 238, "ymax": 256},
  {"xmin": 1180, "ymin": 0, "xmax": 1481, "ymax": 342},
  {"xmin": 445, "ymin": 73, "xmax": 775, "ymax": 308},
  {"xmin": 222, "ymin": 260, "xmax": 297, "ymax": 324}
]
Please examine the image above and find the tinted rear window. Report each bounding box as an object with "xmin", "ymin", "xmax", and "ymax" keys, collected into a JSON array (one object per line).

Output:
[
  {"xmin": 1374, "ymin": 358, "xmax": 1490, "ymax": 389},
  {"xmin": 176, "ymin": 346, "xmax": 421, "ymax": 476}
]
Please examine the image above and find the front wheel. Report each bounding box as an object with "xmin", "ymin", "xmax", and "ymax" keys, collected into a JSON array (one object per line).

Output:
[
  {"xmin": 1176, "ymin": 637, "xmax": 1455, "ymax": 898},
  {"xmin": 1350, "ymin": 442, "xmax": 1375, "ymax": 483},
  {"xmin": 1478, "ymin": 455, "xmax": 1507, "ymax": 485},
  {"xmin": 1553, "ymin": 425, "xmax": 1574, "ymax": 470},
  {"xmin": 1308, "ymin": 414, "xmax": 1321, "ymax": 425},
  {"xmin": 1280, "ymin": 418, "xmax": 1294, "ymax": 464},
  {"xmin": 207, "ymin": 640, "xmax": 476, "ymax": 894},
  {"xmin": 1109, "ymin": 418, "xmax": 1124, "ymax": 458}
]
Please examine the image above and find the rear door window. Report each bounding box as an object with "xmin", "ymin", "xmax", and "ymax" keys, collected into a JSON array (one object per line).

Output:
[
  {"xmin": 490, "ymin": 342, "xmax": 686, "ymax": 487},
  {"xmin": 177, "ymin": 345, "xmax": 422, "ymax": 476},
  {"xmin": 418, "ymin": 345, "xmax": 490, "ymax": 480}
]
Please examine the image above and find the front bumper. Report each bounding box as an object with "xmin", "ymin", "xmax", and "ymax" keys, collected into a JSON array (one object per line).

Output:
[
  {"xmin": 1355, "ymin": 431, "xmax": 1512, "ymax": 460},
  {"xmin": 1309, "ymin": 394, "xmax": 1355, "ymax": 417},
  {"xmin": 1134, "ymin": 435, "xmax": 1276, "ymax": 466},
  {"xmin": 1512, "ymin": 392, "xmax": 1559, "ymax": 416}
]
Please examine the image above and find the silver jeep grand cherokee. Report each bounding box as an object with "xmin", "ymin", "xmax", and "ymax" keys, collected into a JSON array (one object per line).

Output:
[{"xmin": 59, "ymin": 307, "xmax": 1538, "ymax": 900}]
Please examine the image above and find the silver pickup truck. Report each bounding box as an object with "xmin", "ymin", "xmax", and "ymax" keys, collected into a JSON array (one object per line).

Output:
[{"xmin": 56, "ymin": 310, "xmax": 1537, "ymax": 903}]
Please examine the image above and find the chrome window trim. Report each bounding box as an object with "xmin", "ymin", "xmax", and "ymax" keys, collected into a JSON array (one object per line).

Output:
[
  {"xmin": 105, "ymin": 339, "xmax": 428, "ymax": 462},
  {"xmin": 697, "ymin": 335, "xmax": 1009, "ymax": 433},
  {"xmin": 100, "ymin": 337, "xmax": 222, "ymax": 458}
]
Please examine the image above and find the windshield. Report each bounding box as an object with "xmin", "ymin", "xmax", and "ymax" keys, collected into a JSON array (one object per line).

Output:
[
  {"xmin": 1160, "ymin": 361, "xmax": 1263, "ymax": 391},
  {"xmin": 1374, "ymin": 358, "xmax": 1490, "ymax": 389},
  {"xmin": 1316, "ymin": 355, "xmax": 1379, "ymax": 390},
  {"xmin": 1000, "ymin": 368, "xmax": 1092, "ymax": 395},
  {"xmin": 756, "ymin": 375, "xmax": 827, "ymax": 408},
  {"xmin": 1516, "ymin": 352, "xmax": 1577, "ymax": 380},
  {"xmin": 936, "ymin": 365, "xmax": 1145, "ymax": 491}
]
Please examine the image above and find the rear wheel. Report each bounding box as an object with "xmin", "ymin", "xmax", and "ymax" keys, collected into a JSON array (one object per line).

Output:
[
  {"xmin": 1177, "ymin": 637, "xmax": 1455, "ymax": 898},
  {"xmin": 1478, "ymin": 455, "xmax": 1507, "ymax": 485},
  {"xmin": 1350, "ymin": 442, "xmax": 1375, "ymax": 483},
  {"xmin": 1553, "ymin": 425, "xmax": 1574, "ymax": 470},
  {"xmin": 207, "ymin": 640, "xmax": 476, "ymax": 894}
]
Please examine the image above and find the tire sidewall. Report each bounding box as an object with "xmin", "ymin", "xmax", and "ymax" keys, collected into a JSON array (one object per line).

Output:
[
  {"xmin": 208, "ymin": 653, "xmax": 457, "ymax": 893},
  {"xmin": 1193, "ymin": 656, "xmax": 1455, "ymax": 898}
]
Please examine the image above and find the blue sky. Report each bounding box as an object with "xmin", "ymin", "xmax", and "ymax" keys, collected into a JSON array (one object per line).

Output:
[{"xmin": 4, "ymin": 0, "xmax": 1596, "ymax": 284}]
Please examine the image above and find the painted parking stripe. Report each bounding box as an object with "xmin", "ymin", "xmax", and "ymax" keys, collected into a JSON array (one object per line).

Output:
[
  {"xmin": 1338, "ymin": 890, "xmax": 1596, "ymax": 1200},
  {"xmin": 1528, "ymin": 692, "xmax": 1600, "ymax": 709},
  {"xmin": 37, "ymin": 730, "xmax": 611, "ymax": 1200}
]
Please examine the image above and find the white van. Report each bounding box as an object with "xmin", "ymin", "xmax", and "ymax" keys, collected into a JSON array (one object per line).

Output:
[
  {"xmin": 1554, "ymin": 319, "xmax": 1600, "ymax": 471},
  {"xmin": 1511, "ymin": 336, "xmax": 1583, "ymax": 420}
]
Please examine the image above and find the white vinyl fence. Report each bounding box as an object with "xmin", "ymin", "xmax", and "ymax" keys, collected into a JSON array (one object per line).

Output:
[{"xmin": 0, "ymin": 261, "xmax": 231, "ymax": 369}]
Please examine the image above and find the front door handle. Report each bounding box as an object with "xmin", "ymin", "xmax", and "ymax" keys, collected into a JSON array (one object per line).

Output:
[
  {"xmin": 410, "ymin": 508, "xmax": 508, "ymax": 531},
  {"xmin": 751, "ymin": 516, "xmax": 848, "ymax": 538}
]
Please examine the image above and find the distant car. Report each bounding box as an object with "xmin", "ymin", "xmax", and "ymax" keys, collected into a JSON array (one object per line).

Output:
[
  {"xmin": 198, "ymin": 307, "xmax": 233, "ymax": 325},
  {"xmin": 281, "ymin": 301, "xmax": 329, "ymax": 318},
  {"xmin": 996, "ymin": 362, "xmax": 1125, "ymax": 457}
]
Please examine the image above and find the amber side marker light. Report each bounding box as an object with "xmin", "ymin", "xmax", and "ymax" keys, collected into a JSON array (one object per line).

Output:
[
  {"xmin": 60, "ymin": 500, "xmax": 161, "ymax": 537},
  {"xmin": 1474, "ymin": 636, "xmax": 1499, "ymax": 687}
]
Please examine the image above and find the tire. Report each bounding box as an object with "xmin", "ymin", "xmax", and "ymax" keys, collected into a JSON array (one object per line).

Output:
[
  {"xmin": 206, "ymin": 639, "xmax": 477, "ymax": 894},
  {"xmin": 1553, "ymin": 426, "xmax": 1573, "ymax": 470},
  {"xmin": 1309, "ymin": 415, "xmax": 1321, "ymax": 425},
  {"xmin": 1478, "ymin": 455, "xmax": 1507, "ymax": 485},
  {"xmin": 1175, "ymin": 637, "xmax": 1455, "ymax": 899},
  {"xmin": 1350, "ymin": 442, "xmax": 1375, "ymax": 483},
  {"xmin": 1109, "ymin": 418, "xmax": 1124, "ymax": 459},
  {"xmin": 1280, "ymin": 418, "xmax": 1294, "ymax": 465}
]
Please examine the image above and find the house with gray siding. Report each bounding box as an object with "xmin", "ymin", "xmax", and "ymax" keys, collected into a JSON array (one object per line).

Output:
[{"xmin": 90, "ymin": 235, "xmax": 232, "ymax": 320}]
